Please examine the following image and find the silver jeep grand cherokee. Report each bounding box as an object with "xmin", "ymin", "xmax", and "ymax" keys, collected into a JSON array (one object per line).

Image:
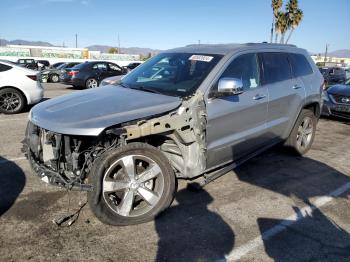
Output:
[{"xmin": 24, "ymin": 43, "xmax": 324, "ymax": 225}]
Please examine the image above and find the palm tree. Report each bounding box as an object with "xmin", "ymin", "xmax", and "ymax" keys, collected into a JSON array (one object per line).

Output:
[
  {"xmin": 272, "ymin": 0, "xmax": 283, "ymax": 43},
  {"xmin": 271, "ymin": 0, "xmax": 303, "ymax": 44},
  {"xmin": 276, "ymin": 12, "xmax": 288, "ymax": 44},
  {"xmin": 285, "ymin": 9, "xmax": 303, "ymax": 43}
]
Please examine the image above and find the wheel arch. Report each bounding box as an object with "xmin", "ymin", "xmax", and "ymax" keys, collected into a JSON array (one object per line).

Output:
[
  {"xmin": 127, "ymin": 134, "xmax": 185, "ymax": 177},
  {"xmin": 303, "ymin": 101, "xmax": 321, "ymax": 118}
]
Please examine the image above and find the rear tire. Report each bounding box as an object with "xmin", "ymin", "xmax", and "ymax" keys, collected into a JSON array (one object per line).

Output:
[
  {"xmin": 85, "ymin": 78, "xmax": 98, "ymax": 88},
  {"xmin": 285, "ymin": 109, "xmax": 317, "ymax": 155},
  {"xmin": 0, "ymin": 88, "xmax": 26, "ymax": 114},
  {"xmin": 88, "ymin": 142, "xmax": 176, "ymax": 226},
  {"xmin": 50, "ymin": 74, "xmax": 59, "ymax": 83}
]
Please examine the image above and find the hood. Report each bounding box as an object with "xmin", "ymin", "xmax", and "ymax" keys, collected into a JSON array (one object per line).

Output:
[
  {"xmin": 30, "ymin": 85, "xmax": 182, "ymax": 136},
  {"xmin": 327, "ymin": 84, "xmax": 350, "ymax": 96}
]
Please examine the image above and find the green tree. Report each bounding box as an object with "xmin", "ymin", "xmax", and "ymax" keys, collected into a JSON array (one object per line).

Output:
[{"xmin": 108, "ymin": 47, "xmax": 118, "ymax": 54}]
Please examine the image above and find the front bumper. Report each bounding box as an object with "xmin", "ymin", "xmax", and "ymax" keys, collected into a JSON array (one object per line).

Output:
[
  {"xmin": 322, "ymin": 100, "xmax": 350, "ymax": 120},
  {"xmin": 23, "ymin": 121, "xmax": 92, "ymax": 191}
]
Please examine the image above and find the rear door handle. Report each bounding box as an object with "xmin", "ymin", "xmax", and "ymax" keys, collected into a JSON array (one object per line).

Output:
[
  {"xmin": 253, "ymin": 94, "xmax": 266, "ymax": 100},
  {"xmin": 293, "ymin": 85, "xmax": 302, "ymax": 89}
]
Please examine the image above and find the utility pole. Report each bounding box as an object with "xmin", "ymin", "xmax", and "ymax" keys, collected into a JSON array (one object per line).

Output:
[
  {"xmin": 270, "ymin": 19, "xmax": 274, "ymax": 43},
  {"xmin": 75, "ymin": 33, "xmax": 78, "ymax": 48},
  {"xmin": 324, "ymin": 44, "xmax": 329, "ymax": 62}
]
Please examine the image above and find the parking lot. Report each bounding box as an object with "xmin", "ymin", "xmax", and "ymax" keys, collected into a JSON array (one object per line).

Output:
[{"xmin": 0, "ymin": 83, "xmax": 350, "ymax": 261}]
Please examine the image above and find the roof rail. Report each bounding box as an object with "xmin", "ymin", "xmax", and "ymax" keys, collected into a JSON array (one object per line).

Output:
[{"xmin": 245, "ymin": 42, "xmax": 297, "ymax": 47}]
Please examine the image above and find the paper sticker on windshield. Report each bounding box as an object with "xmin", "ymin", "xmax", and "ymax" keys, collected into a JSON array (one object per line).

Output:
[{"xmin": 189, "ymin": 55, "xmax": 213, "ymax": 62}]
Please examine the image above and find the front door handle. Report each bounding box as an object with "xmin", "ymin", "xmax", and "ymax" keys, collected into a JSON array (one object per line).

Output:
[
  {"xmin": 253, "ymin": 94, "xmax": 266, "ymax": 100},
  {"xmin": 293, "ymin": 85, "xmax": 302, "ymax": 89}
]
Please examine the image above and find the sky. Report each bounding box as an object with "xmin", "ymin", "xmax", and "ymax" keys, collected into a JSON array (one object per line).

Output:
[{"xmin": 0, "ymin": 0, "xmax": 349, "ymax": 53}]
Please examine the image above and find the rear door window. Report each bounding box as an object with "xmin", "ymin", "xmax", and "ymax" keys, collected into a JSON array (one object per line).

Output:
[
  {"xmin": 108, "ymin": 63, "xmax": 121, "ymax": 72},
  {"xmin": 261, "ymin": 53, "xmax": 292, "ymax": 84},
  {"xmin": 289, "ymin": 53, "xmax": 313, "ymax": 77},
  {"xmin": 93, "ymin": 63, "xmax": 107, "ymax": 71},
  {"xmin": 0, "ymin": 63, "xmax": 12, "ymax": 72}
]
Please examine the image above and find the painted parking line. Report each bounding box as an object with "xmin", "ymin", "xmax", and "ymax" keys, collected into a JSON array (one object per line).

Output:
[
  {"xmin": 0, "ymin": 156, "xmax": 27, "ymax": 165},
  {"xmin": 224, "ymin": 181, "xmax": 350, "ymax": 261}
]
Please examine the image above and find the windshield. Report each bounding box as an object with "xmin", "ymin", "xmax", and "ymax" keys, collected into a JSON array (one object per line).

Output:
[{"xmin": 119, "ymin": 53, "xmax": 223, "ymax": 97}]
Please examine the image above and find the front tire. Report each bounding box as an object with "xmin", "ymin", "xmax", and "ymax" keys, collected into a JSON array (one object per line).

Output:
[
  {"xmin": 285, "ymin": 109, "xmax": 317, "ymax": 155},
  {"xmin": 0, "ymin": 88, "xmax": 25, "ymax": 114},
  {"xmin": 88, "ymin": 142, "xmax": 176, "ymax": 226}
]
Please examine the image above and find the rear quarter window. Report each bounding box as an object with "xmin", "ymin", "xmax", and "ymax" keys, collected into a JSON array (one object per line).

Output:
[
  {"xmin": 261, "ymin": 52, "xmax": 292, "ymax": 84},
  {"xmin": 289, "ymin": 53, "xmax": 313, "ymax": 77},
  {"xmin": 0, "ymin": 63, "xmax": 12, "ymax": 72}
]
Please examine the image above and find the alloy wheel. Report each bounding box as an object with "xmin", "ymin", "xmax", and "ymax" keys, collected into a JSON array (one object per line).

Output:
[
  {"xmin": 102, "ymin": 154, "xmax": 164, "ymax": 217},
  {"xmin": 87, "ymin": 79, "xmax": 98, "ymax": 88},
  {"xmin": 296, "ymin": 116, "xmax": 314, "ymax": 151},
  {"xmin": 51, "ymin": 74, "xmax": 59, "ymax": 82},
  {"xmin": 0, "ymin": 92, "xmax": 21, "ymax": 113}
]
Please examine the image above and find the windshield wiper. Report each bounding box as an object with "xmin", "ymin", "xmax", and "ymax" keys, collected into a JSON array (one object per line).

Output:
[
  {"xmin": 134, "ymin": 86, "xmax": 164, "ymax": 95},
  {"xmin": 119, "ymin": 83, "xmax": 178, "ymax": 97}
]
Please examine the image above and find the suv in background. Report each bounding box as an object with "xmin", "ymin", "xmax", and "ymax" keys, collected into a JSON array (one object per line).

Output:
[
  {"xmin": 319, "ymin": 67, "xmax": 346, "ymax": 84},
  {"xmin": 24, "ymin": 43, "xmax": 323, "ymax": 225},
  {"xmin": 17, "ymin": 59, "xmax": 38, "ymax": 70},
  {"xmin": 61, "ymin": 61, "xmax": 127, "ymax": 88}
]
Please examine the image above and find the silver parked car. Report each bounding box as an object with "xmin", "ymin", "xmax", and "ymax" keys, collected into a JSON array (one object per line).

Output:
[{"xmin": 24, "ymin": 43, "xmax": 323, "ymax": 225}]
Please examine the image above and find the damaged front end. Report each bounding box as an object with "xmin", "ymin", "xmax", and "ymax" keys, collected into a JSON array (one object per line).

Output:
[
  {"xmin": 23, "ymin": 122, "xmax": 122, "ymax": 191},
  {"xmin": 23, "ymin": 91, "xmax": 208, "ymax": 191}
]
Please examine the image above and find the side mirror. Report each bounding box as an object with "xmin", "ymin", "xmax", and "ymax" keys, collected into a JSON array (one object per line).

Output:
[{"xmin": 217, "ymin": 77, "xmax": 244, "ymax": 96}]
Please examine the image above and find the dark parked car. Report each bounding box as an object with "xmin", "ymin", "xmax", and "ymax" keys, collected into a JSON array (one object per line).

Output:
[
  {"xmin": 42, "ymin": 62, "xmax": 81, "ymax": 83},
  {"xmin": 61, "ymin": 61, "xmax": 127, "ymax": 88},
  {"xmin": 319, "ymin": 67, "xmax": 346, "ymax": 84},
  {"xmin": 124, "ymin": 62, "xmax": 142, "ymax": 72},
  {"xmin": 50, "ymin": 62, "xmax": 66, "ymax": 69},
  {"xmin": 17, "ymin": 59, "xmax": 38, "ymax": 70},
  {"xmin": 322, "ymin": 78, "xmax": 350, "ymax": 119}
]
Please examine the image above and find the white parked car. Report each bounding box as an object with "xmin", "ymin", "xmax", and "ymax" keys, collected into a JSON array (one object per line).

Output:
[{"xmin": 0, "ymin": 60, "xmax": 44, "ymax": 114}]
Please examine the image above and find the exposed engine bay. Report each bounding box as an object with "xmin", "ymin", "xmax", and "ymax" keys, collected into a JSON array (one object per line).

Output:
[{"xmin": 24, "ymin": 92, "xmax": 208, "ymax": 191}]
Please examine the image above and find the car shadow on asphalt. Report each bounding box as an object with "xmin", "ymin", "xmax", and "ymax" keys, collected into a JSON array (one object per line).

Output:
[
  {"xmin": 235, "ymin": 149, "xmax": 350, "ymax": 261},
  {"xmin": 24, "ymin": 98, "xmax": 51, "ymax": 113},
  {"xmin": 155, "ymin": 186, "xmax": 235, "ymax": 262},
  {"xmin": 0, "ymin": 156, "xmax": 26, "ymax": 216},
  {"xmin": 257, "ymin": 204, "xmax": 350, "ymax": 261}
]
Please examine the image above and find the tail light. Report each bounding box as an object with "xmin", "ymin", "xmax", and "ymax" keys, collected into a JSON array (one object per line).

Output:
[
  {"xmin": 321, "ymin": 80, "xmax": 327, "ymax": 91},
  {"xmin": 68, "ymin": 70, "xmax": 79, "ymax": 77},
  {"xmin": 27, "ymin": 75, "xmax": 37, "ymax": 81}
]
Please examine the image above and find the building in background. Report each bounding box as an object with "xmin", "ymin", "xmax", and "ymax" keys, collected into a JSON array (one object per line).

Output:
[
  {"xmin": 311, "ymin": 55, "xmax": 350, "ymax": 68},
  {"xmin": 0, "ymin": 44, "xmax": 140, "ymax": 65}
]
